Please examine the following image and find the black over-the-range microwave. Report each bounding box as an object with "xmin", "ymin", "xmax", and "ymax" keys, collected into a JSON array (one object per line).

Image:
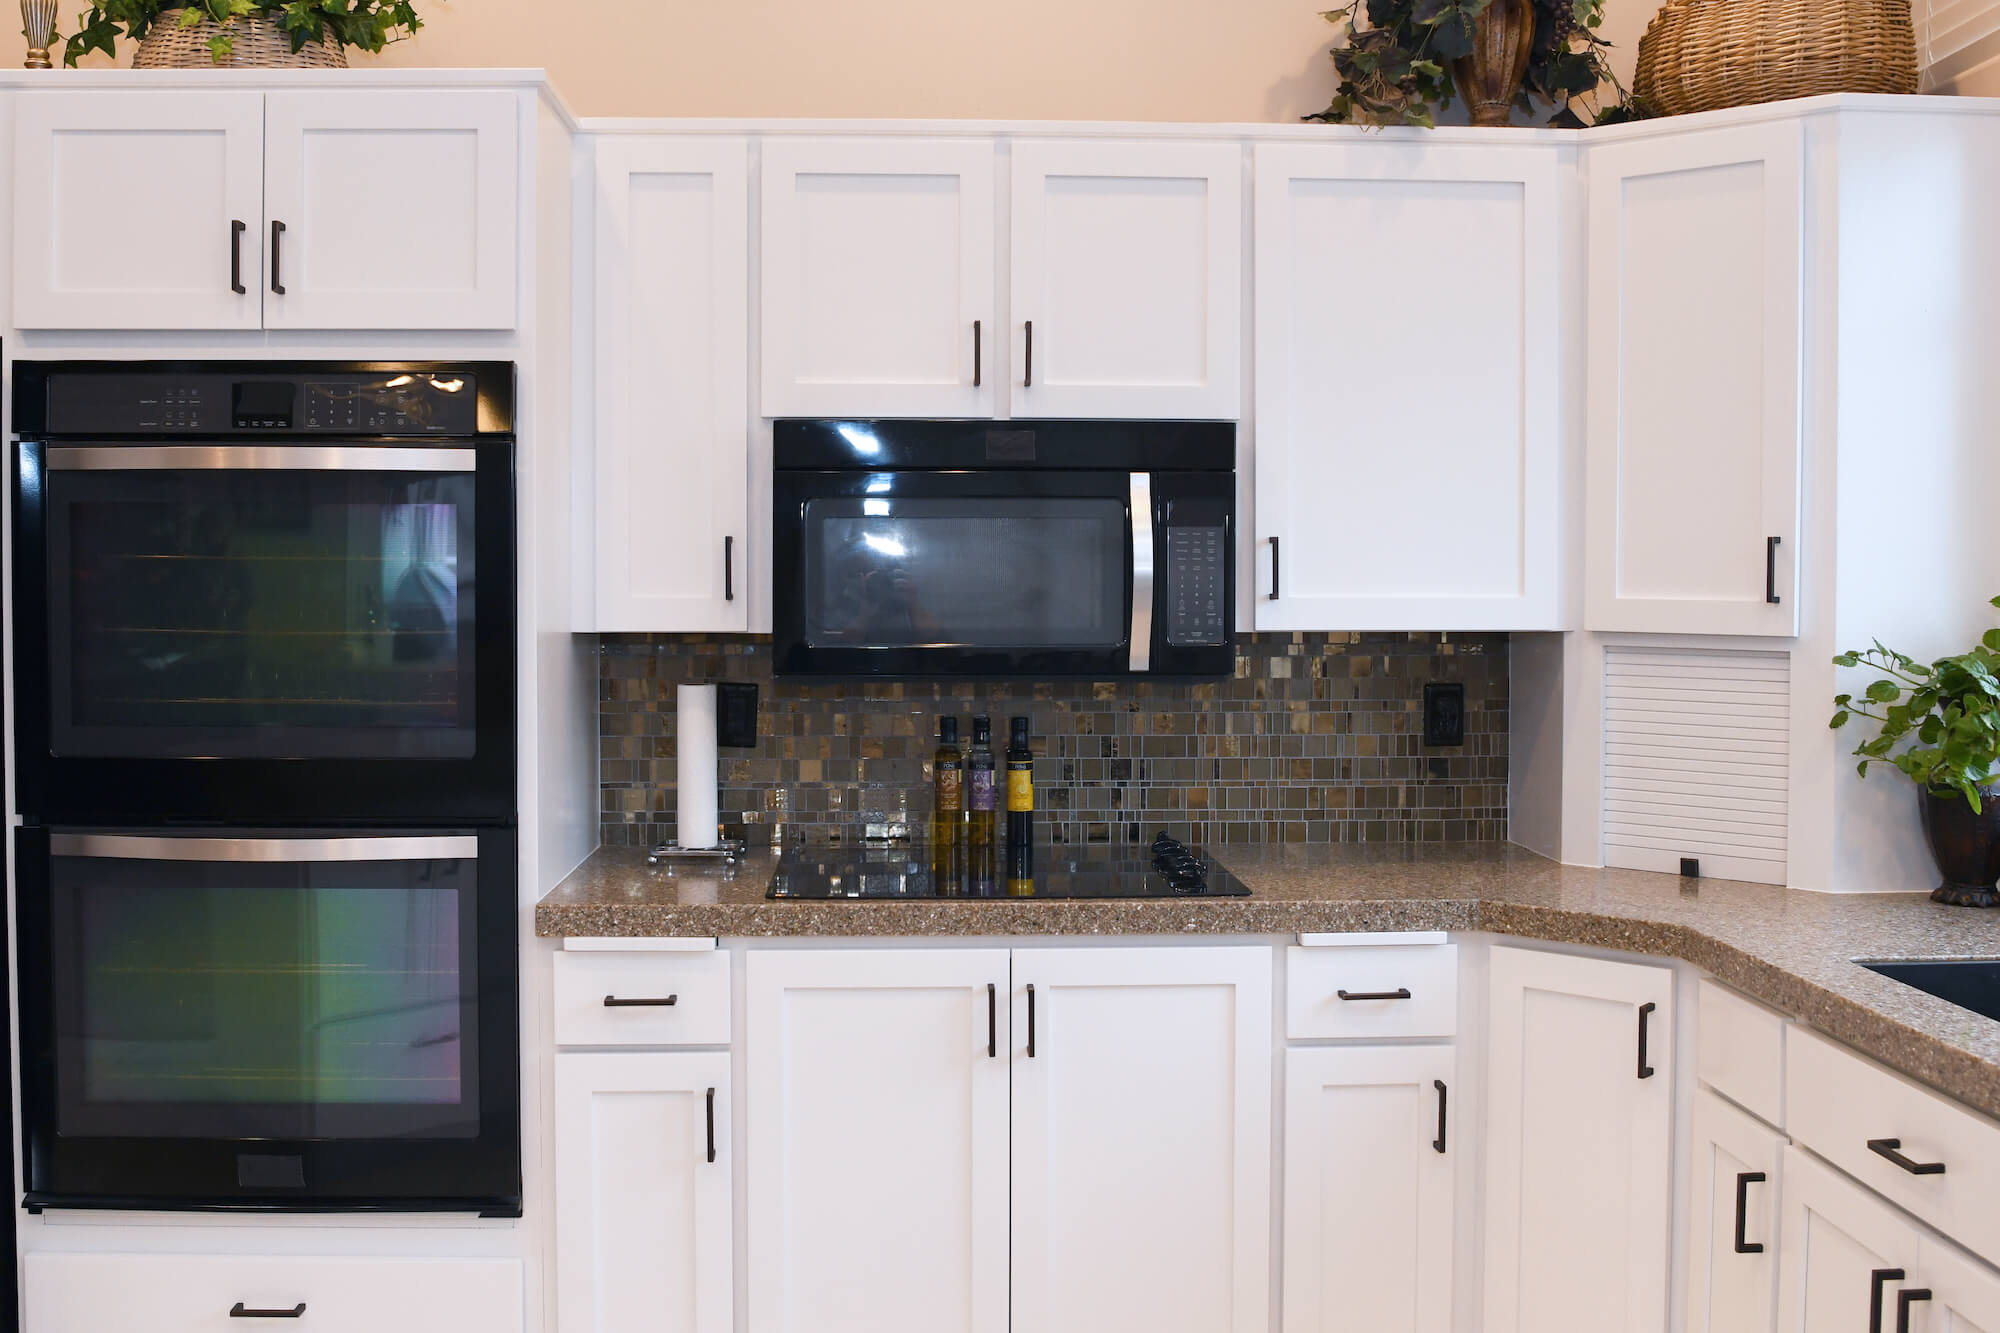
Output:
[{"xmin": 772, "ymin": 419, "xmax": 1236, "ymax": 678}]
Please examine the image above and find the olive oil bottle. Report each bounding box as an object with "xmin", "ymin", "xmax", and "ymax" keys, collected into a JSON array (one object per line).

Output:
[
  {"xmin": 966, "ymin": 715, "xmax": 998, "ymax": 894},
  {"xmin": 930, "ymin": 716, "xmax": 964, "ymax": 886},
  {"xmin": 1005, "ymin": 716, "xmax": 1034, "ymax": 895}
]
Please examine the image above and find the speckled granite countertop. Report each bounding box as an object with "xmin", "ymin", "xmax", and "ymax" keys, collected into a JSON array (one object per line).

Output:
[{"xmin": 536, "ymin": 842, "xmax": 2000, "ymax": 1121}]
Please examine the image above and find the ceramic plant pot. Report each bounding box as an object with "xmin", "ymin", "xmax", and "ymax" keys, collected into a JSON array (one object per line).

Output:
[
  {"xmin": 1451, "ymin": 0, "xmax": 1537, "ymax": 128},
  {"xmin": 1920, "ymin": 784, "xmax": 2000, "ymax": 908}
]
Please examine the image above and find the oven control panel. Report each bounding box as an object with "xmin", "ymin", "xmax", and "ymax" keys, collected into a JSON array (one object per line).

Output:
[
  {"xmin": 1163, "ymin": 525, "xmax": 1228, "ymax": 647},
  {"xmin": 37, "ymin": 370, "xmax": 491, "ymax": 437}
]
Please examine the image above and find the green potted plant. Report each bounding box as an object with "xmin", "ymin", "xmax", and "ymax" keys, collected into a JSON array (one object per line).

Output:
[
  {"xmin": 1830, "ymin": 597, "xmax": 2000, "ymax": 907},
  {"xmin": 1307, "ymin": 0, "xmax": 1639, "ymax": 128},
  {"xmin": 64, "ymin": 1, "xmax": 423, "ymax": 69}
]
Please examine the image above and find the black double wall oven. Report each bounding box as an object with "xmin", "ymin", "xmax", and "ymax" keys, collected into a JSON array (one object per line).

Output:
[{"xmin": 10, "ymin": 362, "xmax": 521, "ymax": 1216}]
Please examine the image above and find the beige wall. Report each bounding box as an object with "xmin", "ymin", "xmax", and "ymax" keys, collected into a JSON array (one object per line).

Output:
[{"xmin": 2, "ymin": 0, "xmax": 1664, "ymax": 122}]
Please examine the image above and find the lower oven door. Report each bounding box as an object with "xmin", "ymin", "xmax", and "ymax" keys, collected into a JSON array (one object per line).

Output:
[{"xmin": 16, "ymin": 827, "xmax": 519, "ymax": 1215}]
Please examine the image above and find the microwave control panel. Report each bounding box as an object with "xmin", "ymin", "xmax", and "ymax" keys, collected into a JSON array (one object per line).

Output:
[{"xmin": 1163, "ymin": 525, "xmax": 1228, "ymax": 647}]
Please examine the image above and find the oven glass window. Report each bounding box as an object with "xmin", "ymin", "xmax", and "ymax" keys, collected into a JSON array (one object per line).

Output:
[
  {"xmin": 50, "ymin": 849, "xmax": 480, "ymax": 1140},
  {"xmin": 48, "ymin": 467, "xmax": 477, "ymax": 759},
  {"xmin": 802, "ymin": 497, "xmax": 1125, "ymax": 648}
]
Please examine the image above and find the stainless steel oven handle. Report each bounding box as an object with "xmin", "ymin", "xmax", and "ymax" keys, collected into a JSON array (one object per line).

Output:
[
  {"xmin": 48, "ymin": 834, "xmax": 480, "ymax": 863},
  {"xmin": 1129, "ymin": 472, "xmax": 1154, "ymax": 673},
  {"xmin": 46, "ymin": 446, "xmax": 478, "ymax": 473}
]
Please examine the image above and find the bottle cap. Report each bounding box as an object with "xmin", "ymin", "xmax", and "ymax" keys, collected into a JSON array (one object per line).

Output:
[
  {"xmin": 939, "ymin": 716, "xmax": 960, "ymax": 743},
  {"xmin": 1009, "ymin": 716, "xmax": 1030, "ymax": 744},
  {"xmin": 972, "ymin": 714, "xmax": 992, "ymax": 742}
]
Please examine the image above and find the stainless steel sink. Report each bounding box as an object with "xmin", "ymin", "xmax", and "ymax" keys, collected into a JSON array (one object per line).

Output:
[{"xmin": 1859, "ymin": 959, "xmax": 2000, "ymax": 1023}]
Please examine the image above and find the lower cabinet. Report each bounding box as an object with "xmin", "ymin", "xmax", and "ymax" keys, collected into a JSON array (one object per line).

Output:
[
  {"xmin": 554, "ymin": 1051, "xmax": 733, "ymax": 1333},
  {"xmin": 1283, "ymin": 1045, "xmax": 1457, "ymax": 1333},
  {"xmin": 743, "ymin": 944, "xmax": 1272, "ymax": 1333},
  {"xmin": 1483, "ymin": 946, "xmax": 1675, "ymax": 1333},
  {"xmin": 1687, "ymin": 1087, "xmax": 1785, "ymax": 1333}
]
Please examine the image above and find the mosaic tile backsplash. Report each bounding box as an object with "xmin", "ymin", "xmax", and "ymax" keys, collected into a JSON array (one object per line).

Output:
[{"xmin": 600, "ymin": 632, "xmax": 1509, "ymax": 850}]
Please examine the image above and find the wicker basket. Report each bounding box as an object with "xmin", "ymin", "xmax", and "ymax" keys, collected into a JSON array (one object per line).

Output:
[
  {"xmin": 1634, "ymin": 0, "xmax": 1917, "ymax": 116},
  {"xmin": 134, "ymin": 9, "xmax": 347, "ymax": 69}
]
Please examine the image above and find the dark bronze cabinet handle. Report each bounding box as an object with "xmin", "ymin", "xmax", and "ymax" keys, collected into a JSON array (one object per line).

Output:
[
  {"xmin": 1268, "ymin": 536, "xmax": 1280, "ymax": 602},
  {"xmin": 1026, "ymin": 983, "xmax": 1036, "ymax": 1058},
  {"xmin": 1897, "ymin": 1289, "xmax": 1933, "ymax": 1333},
  {"xmin": 231, "ymin": 220, "xmax": 247, "ymax": 295},
  {"xmin": 230, "ymin": 1305, "xmax": 305, "ymax": 1320},
  {"xmin": 724, "ymin": 535, "xmax": 735, "ymax": 602},
  {"xmin": 1870, "ymin": 1268, "xmax": 1907, "ymax": 1333},
  {"xmin": 603, "ymin": 994, "xmax": 678, "ymax": 1008},
  {"xmin": 987, "ymin": 983, "xmax": 997, "ymax": 1058},
  {"xmin": 1024, "ymin": 320, "xmax": 1034, "ymax": 388},
  {"xmin": 1637, "ymin": 1001, "xmax": 1656, "ymax": 1079},
  {"xmin": 1868, "ymin": 1138, "xmax": 1945, "ymax": 1176},
  {"xmin": 1432, "ymin": 1079, "xmax": 1447, "ymax": 1154},
  {"xmin": 973, "ymin": 320, "xmax": 982, "ymax": 388},
  {"xmin": 1337, "ymin": 988, "xmax": 1412, "ymax": 1002},
  {"xmin": 705, "ymin": 1086, "xmax": 716, "ymax": 1164},
  {"xmin": 1733, "ymin": 1171, "xmax": 1766, "ymax": 1254},
  {"xmin": 270, "ymin": 220, "xmax": 286, "ymax": 295},
  {"xmin": 1766, "ymin": 536, "xmax": 1782, "ymax": 605}
]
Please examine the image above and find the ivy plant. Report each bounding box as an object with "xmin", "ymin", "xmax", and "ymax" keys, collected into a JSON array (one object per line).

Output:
[
  {"xmin": 64, "ymin": 0, "xmax": 424, "ymax": 65},
  {"xmin": 1830, "ymin": 596, "xmax": 2000, "ymax": 813},
  {"xmin": 1307, "ymin": 0, "xmax": 1640, "ymax": 128}
]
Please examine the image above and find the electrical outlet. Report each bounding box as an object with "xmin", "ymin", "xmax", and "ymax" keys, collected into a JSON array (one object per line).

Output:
[{"xmin": 1423, "ymin": 682, "xmax": 1465, "ymax": 748}]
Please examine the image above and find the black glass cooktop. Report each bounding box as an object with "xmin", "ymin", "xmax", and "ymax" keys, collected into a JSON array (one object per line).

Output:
[{"xmin": 766, "ymin": 839, "xmax": 1249, "ymax": 900}]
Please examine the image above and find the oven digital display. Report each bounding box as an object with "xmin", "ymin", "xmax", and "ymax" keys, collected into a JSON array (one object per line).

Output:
[{"xmin": 233, "ymin": 380, "xmax": 296, "ymax": 430}]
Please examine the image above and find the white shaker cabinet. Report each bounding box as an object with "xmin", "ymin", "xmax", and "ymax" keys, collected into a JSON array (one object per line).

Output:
[
  {"xmin": 1253, "ymin": 143, "xmax": 1562, "ymax": 631},
  {"xmin": 13, "ymin": 91, "xmax": 266, "ymax": 331},
  {"xmin": 760, "ymin": 138, "xmax": 997, "ymax": 418},
  {"xmin": 587, "ymin": 137, "xmax": 750, "ymax": 631},
  {"xmin": 1009, "ymin": 139, "xmax": 1241, "ymax": 419},
  {"xmin": 1283, "ymin": 1045, "xmax": 1457, "ymax": 1333},
  {"xmin": 745, "ymin": 948, "xmax": 1011, "ymax": 1333},
  {"xmin": 1913, "ymin": 1231, "xmax": 2000, "ymax": 1333},
  {"xmin": 554, "ymin": 1052, "xmax": 732, "ymax": 1333},
  {"xmin": 1011, "ymin": 946, "xmax": 1272, "ymax": 1333},
  {"xmin": 1687, "ymin": 1087, "xmax": 1785, "ymax": 1333},
  {"xmin": 1776, "ymin": 1147, "xmax": 1923, "ymax": 1333},
  {"xmin": 1584, "ymin": 121, "xmax": 1803, "ymax": 636},
  {"xmin": 1483, "ymin": 945, "xmax": 1674, "ymax": 1333},
  {"xmin": 262, "ymin": 90, "xmax": 520, "ymax": 330}
]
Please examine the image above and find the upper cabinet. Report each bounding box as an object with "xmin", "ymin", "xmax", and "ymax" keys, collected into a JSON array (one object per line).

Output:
[
  {"xmin": 1254, "ymin": 143, "xmax": 1562, "ymax": 631},
  {"xmin": 1585, "ymin": 122, "xmax": 1803, "ymax": 636},
  {"xmin": 760, "ymin": 137, "xmax": 997, "ymax": 419},
  {"xmin": 13, "ymin": 89, "xmax": 520, "ymax": 332},
  {"xmin": 1009, "ymin": 140, "xmax": 1241, "ymax": 419}
]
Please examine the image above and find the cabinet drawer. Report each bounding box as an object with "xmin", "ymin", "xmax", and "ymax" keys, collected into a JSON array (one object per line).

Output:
[
  {"xmin": 1696, "ymin": 978, "xmax": 1786, "ymax": 1126},
  {"xmin": 1287, "ymin": 941, "xmax": 1458, "ymax": 1039},
  {"xmin": 25, "ymin": 1253, "xmax": 521, "ymax": 1333},
  {"xmin": 1787, "ymin": 1026, "xmax": 2000, "ymax": 1256},
  {"xmin": 554, "ymin": 949, "xmax": 731, "ymax": 1047}
]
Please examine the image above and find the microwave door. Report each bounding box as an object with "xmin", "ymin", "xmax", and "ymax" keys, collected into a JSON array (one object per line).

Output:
[{"xmin": 1129, "ymin": 472, "xmax": 1153, "ymax": 673}]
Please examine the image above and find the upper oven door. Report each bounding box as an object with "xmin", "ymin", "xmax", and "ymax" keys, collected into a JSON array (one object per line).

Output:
[
  {"xmin": 772, "ymin": 467, "xmax": 1233, "ymax": 678},
  {"xmin": 12, "ymin": 441, "xmax": 517, "ymax": 824}
]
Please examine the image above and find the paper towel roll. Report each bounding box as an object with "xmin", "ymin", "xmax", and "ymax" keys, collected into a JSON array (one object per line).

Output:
[{"xmin": 677, "ymin": 684, "xmax": 720, "ymax": 849}]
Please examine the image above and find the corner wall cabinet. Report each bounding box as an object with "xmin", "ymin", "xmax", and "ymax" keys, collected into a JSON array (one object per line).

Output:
[{"xmin": 13, "ymin": 89, "xmax": 520, "ymax": 331}]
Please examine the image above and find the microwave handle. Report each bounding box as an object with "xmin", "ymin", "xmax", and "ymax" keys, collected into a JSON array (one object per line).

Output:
[
  {"xmin": 45, "ymin": 446, "xmax": 477, "ymax": 474},
  {"xmin": 47, "ymin": 834, "xmax": 480, "ymax": 863},
  {"xmin": 1129, "ymin": 472, "xmax": 1154, "ymax": 673}
]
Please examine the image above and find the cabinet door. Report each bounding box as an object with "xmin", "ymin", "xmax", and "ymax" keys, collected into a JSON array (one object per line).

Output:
[
  {"xmin": 1011, "ymin": 946, "xmax": 1272, "ymax": 1333},
  {"xmin": 745, "ymin": 948, "xmax": 1010, "ymax": 1333},
  {"xmin": 13, "ymin": 91, "xmax": 265, "ymax": 331},
  {"xmin": 589, "ymin": 137, "xmax": 750, "ymax": 632},
  {"xmin": 1688, "ymin": 1088, "xmax": 1785, "ymax": 1333},
  {"xmin": 1009, "ymin": 139, "xmax": 1241, "ymax": 419},
  {"xmin": 1483, "ymin": 945, "xmax": 1674, "ymax": 1333},
  {"xmin": 1283, "ymin": 1045, "xmax": 1456, "ymax": 1333},
  {"xmin": 262, "ymin": 90, "xmax": 519, "ymax": 330},
  {"xmin": 1585, "ymin": 122, "xmax": 1803, "ymax": 635},
  {"xmin": 761, "ymin": 138, "xmax": 996, "ymax": 418},
  {"xmin": 555, "ymin": 1052, "xmax": 731, "ymax": 1333},
  {"xmin": 1253, "ymin": 143, "xmax": 1561, "ymax": 631},
  {"xmin": 1916, "ymin": 1232, "xmax": 2000, "ymax": 1333},
  {"xmin": 1777, "ymin": 1147, "xmax": 1922, "ymax": 1333}
]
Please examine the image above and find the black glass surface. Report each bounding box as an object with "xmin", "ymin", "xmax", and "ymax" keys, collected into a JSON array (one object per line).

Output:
[
  {"xmin": 767, "ymin": 843, "xmax": 1250, "ymax": 899},
  {"xmin": 1859, "ymin": 958, "xmax": 2000, "ymax": 1024}
]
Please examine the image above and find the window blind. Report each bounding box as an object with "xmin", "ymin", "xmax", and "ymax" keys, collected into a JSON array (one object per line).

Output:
[{"xmin": 1918, "ymin": 0, "xmax": 2000, "ymax": 90}]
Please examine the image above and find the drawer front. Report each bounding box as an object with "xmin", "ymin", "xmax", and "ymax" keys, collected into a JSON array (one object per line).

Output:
[
  {"xmin": 1787, "ymin": 1026, "xmax": 2000, "ymax": 1256},
  {"xmin": 1696, "ymin": 978, "xmax": 1787, "ymax": 1127},
  {"xmin": 1287, "ymin": 942, "xmax": 1458, "ymax": 1039},
  {"xmin": 554, "ymin": 948, "xmax": 731, "ymax": 1047},
  {"xmin": 25, "ymin": 1253, "xmax": 521, "ymax": 1333}
]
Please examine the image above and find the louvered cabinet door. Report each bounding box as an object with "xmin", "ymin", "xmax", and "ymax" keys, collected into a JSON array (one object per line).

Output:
[{"xmin": 1602, "ymin": 645, "xmax": 1790, "ymax": 885}]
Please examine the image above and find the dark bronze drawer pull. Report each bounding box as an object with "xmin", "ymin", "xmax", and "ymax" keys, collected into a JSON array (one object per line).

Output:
[
  {"xmin": 1870, "ymin": 1268, "xmax": 1906, "ymax": 1333},
  {"xmin": 1432, "ymin": 1079, "xmax": 1447, "ymax": 1154},
  {"xmin": 230, "ymin": 1304, "xmax": 305, "ymax": 1320},
  {"xmin": 603, "ymin": 994, "xmax": 678, "ymax": 1008},
  {"xmin": 1868, "ymin": 1138, "xmax": 1945, "ymax": 1176},
  {"xmin": 1337, "ymin": 988, "xmax": 1412, "ymax": 1002},
  {"xmin": 1637, "ymin": 1001, "xmax": 1656, "ymax": 1079},
  {"xmin": 705, "ymin": 1086, "xmax": 717, "ymax": 1164},
  {"xmin": 1733, "ymin": 1171, "xmax": 1766, "ymax": 1254},
  {"xmin": 1897, "ymin": 1289, "xmax": 1932, "ymax": 1333}
]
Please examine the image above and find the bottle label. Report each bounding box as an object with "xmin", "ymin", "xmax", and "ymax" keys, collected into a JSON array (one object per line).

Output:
[
  {"xmin": 1007, "ymin": 764, "xmax": 1034, "ymax": 812},
  {"xmin": 969, "ymin": 769, "xmax": 995, "ymax": 812},
  {"xmin": 936, "ymin": 762, "xmax": 963, "ymax": 813}
]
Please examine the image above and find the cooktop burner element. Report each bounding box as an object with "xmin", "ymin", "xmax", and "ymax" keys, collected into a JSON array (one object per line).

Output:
[{"xmin": 766, "ymin": 836, "xmax": 1250, "ymax": 900}]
